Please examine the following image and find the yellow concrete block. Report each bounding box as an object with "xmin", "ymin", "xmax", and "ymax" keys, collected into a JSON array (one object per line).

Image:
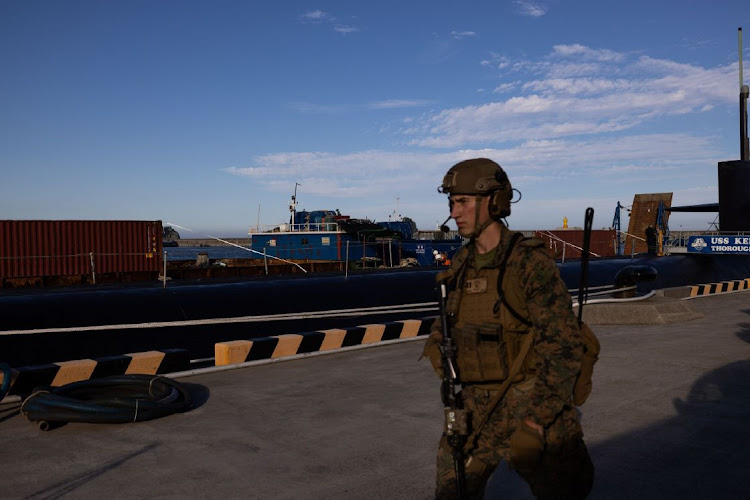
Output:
[
  {"xmin": 125, "ymin": 351, "xmax": 166, "ymax": 374},
  {"xmin": 690, "ymin": 286, "xmax": 699, "ymax": 297},
  {"xmin": 0, "ymin": 367, "xmax": 19, "ymax": 393},
  {"xmin": 319, "ymin": 329, "xmax": 347, "ymax": 351},
  {"xmin": 361, "ymin": 324, "xmax": 386, "ymax": 344},
  {"xmin": 397, "ymin": 319, "xmax": 423, "ymax": 338},
  {"xmin": 52, "ymin": 359, "xmax": 97, "ymax": 386},
  {"xmin": 215, "ymin": 340, "xmax": 253, "ymax": 366},
  {"xmin": 725, "ymin": 281, "xmax": 735, "ymax": 292},
  {"xmin": 272, "ymin": 334, "xmax": 303, "ymax": 358}
]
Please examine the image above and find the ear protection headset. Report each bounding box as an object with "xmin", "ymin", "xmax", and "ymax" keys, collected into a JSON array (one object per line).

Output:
[{"xmin": 487, "ymin": 169, "xmax": 512, "ymax": 220}]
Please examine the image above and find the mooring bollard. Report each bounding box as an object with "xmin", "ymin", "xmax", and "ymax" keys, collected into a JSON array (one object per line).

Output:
[
  {"xmin": 196, "ymin": 253, "xmax": 209, "ymax": 267},
  {"xmin": 89, "ymin": 252, "xmax": 96, "ymax": 284}
]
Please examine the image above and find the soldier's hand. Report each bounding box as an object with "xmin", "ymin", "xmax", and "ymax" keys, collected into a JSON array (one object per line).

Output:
[{"xmin": 420, "ymin": 332, "xmax": 444, "ymax": 376}]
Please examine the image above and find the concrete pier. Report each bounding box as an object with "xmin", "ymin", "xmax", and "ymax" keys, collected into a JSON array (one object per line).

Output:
[{"xmin": 1, "ymin": 291, "xmax": 748, "ymax": 499}]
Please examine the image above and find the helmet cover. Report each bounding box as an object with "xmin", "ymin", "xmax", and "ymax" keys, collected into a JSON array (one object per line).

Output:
[{"xmin": 440, "ymin": 158, "xmax": 512, "ymax": 220}]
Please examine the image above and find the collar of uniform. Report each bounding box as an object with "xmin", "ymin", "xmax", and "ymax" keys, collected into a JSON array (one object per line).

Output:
[{"xmin": 470, "ymin": 225, "xmax": 514, "ymax": 271}]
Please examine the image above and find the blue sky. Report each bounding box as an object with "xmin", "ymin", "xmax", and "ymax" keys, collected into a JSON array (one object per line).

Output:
[{"xmin": 2, "ymin": 1, "xmax": 748, "ymax": 236}]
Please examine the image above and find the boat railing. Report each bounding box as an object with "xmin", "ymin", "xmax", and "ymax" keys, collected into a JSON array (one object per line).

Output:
[{"xmin": 249, "ymin": 222, "xmax": 343, "ymax": 234}]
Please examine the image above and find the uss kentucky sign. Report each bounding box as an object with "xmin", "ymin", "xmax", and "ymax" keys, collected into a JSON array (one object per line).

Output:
[{"xmin": 688, "ymin": 235, "xmax": 750, "ymax": 254}]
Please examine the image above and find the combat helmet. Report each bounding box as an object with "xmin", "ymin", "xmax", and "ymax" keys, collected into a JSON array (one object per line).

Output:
[{"xmin": 439, "ymin": 158, "xmax": 513, "ymax": 237}]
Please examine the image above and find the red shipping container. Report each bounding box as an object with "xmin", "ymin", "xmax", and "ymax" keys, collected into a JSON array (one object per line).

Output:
[
  {"xmin": 535, "ymin": 229, "xmax": 616, "ymax": 259},
  {"xmin": 0, "ymin": 220, "xmax": 162, "ymax": 281}
]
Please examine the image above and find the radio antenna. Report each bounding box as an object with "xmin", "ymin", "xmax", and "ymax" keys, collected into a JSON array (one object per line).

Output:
[
  {"xmin": 740, "ymin": 28, "xmax": 744, "ymax": 88},
  {"xmin": 740, "ymin": 27, "xmax": 749, "ymax": 161}
]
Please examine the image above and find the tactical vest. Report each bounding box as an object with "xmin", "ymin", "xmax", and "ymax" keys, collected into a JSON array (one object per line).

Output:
[{"xmin": 437, "ymin": 232, "xmax": 542, "ymax": 384}]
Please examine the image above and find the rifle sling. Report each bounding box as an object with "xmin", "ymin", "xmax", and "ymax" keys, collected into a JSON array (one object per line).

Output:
[
  {"xmin": 465, "ymin": 332, "xmax": 534, "ymax": 453},
  {"xmin": 496, "ymin": 232, "xmax": 533, "ymax": 327}
]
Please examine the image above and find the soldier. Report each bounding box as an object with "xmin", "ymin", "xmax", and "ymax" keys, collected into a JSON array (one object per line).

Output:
[{"xmin": 423, "ymin": 158, "xmax": 594, "ymax": 499}]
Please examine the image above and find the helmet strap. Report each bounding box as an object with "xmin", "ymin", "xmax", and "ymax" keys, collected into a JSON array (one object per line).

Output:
[{"xmin": 468, "ymin": 195, "xmax": 494, "ymax": 240}]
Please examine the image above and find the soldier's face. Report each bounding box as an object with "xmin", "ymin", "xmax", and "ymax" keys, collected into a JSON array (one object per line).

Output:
[{"xmin": 449, "ymin": 195, "xmax": 491, "ymax": 237}]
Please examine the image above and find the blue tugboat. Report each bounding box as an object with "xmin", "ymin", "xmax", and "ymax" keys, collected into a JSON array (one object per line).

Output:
[{"xmin": 248, "ymin": 188, "xmax": 463, "ymax": 267}]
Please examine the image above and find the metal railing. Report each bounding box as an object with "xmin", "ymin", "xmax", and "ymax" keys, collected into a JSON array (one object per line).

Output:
[
  {"xmin": 0, "ymin": 251, "xmax": 162, "ymax": 286},
  {"xmin": 538, "ymin": 231, "xmax": 601, "ymax": 263},
  {"xmin": 249, "ymin": 222, "xmax": 342, "ymax": 234}
]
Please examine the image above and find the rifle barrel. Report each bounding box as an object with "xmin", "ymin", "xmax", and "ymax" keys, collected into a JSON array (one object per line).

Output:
[{"xmin": 578, "ymin": 207, "xmax": 594, "ymax": 324}]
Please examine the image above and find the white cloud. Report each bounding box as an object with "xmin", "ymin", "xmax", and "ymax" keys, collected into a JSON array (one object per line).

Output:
[
  {"xmin": 481, "ymin": 54, "xmax": 512, "ymax": 69},
  {"xmin": 224, "ymin": 132, "xmax": 724, "ymax": 229},
  {"xmin": 368, "ymin": 99, "xmax": 434, "ymax": 109},
  {"xmin": 334, "ymin": 25, "xmax": 359, "ymax": 34},
  {"xmin": 514, "ymin": 0, "xmax": 548, "ymax": 17},
  {"xmin": 223, "ymin": 43, "xmax": 735, "ymax": 230},
  {"xmin": 300, "ymin": 10, "xmax": 359, "ymax": 34},
  {"xmin": 406, "ymin": 45, "xmax": 739, "ymax": 148},
  {"xmin": 552, "ymin": 44, "xmax": 625, "ymax": 62},
  {"xmin": 493, "ymin": 82, "xmax": 518, "ymax": 94},
  {"xmin": 300, "ymin": 10, "xmax": 331, "ymax": 22},
  {"xmin": 450, "ymin": 30, "xmax": 477, "ymax": 40},
  {"xmin": 287, "ymin": 101, "xmax": 343, "ymax": 114}
]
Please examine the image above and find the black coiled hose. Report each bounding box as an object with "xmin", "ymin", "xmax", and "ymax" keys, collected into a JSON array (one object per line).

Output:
[
  {"xmin": 1, "ymin": 363, "xmax": 11, "ymax": 401},
  {"xmin": 20, "ymin": 374, "xmax": 192, "ymax": 431}
]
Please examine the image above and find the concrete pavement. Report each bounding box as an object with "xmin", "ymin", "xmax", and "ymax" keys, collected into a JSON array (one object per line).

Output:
[{"xmin": 1, "ymin": 290, "xmax": 749, "ymax": 499}]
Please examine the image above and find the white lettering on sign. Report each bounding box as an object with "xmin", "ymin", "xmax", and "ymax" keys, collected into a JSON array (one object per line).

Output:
[{"xmin": 712, "ymin": 246, "xmax": 750, "ymax": 252}]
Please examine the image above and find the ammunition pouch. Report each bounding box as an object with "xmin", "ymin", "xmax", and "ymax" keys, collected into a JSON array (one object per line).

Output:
[
  {"xmin": 505, "ymin": 330, "xmax": 537, "ymax": 381},
  {"xmin": 464, "ymin": 455, "xmax": 489, "ymax": 477},
  {"xmin": 572, "ymin": 322, "xmax": 600, "ymax": 406},
  {"xmin": 509, "ymin": 421, "xmax": 545, "ymax": 476},
  {"xmin": 453, "ymin": 324, "xmax": 508, "ymax": 382}
]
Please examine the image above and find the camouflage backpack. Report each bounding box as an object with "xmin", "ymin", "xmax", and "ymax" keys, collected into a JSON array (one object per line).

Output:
[{"xmin": 499, "ymin": 233, "xmax": 600, "ymax": 406}]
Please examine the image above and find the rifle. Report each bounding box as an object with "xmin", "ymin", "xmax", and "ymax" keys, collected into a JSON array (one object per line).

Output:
[
  {"xmin": 439, "ymin": 283, "xmax": 468, "ymax": 498},
  {"xmin": 571, "ymin": 207, "xmax": 601, "ymax": 407},
  {"xmin": 578, "ymin": 207, "xmax": 594, "ymax": 324}
]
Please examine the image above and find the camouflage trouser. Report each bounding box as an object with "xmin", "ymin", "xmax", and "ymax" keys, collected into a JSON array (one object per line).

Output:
[{"xmin": 435, "ymin": 384, "xmax": 594, "ymax": 499}]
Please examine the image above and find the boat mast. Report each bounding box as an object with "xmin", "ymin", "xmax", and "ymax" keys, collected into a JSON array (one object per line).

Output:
[{"xmin": 289, "ymin": 182, "xmax": 301, "ymax": 230}]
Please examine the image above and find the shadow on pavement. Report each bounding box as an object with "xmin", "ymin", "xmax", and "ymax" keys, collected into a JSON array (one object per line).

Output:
[
  {"xmin": 23, "ymin": 443, "xmax": 160, "ymax": 499},
  {"xmin": 588, "ymin": 321, "xmax": 750, "ymax": 499}
]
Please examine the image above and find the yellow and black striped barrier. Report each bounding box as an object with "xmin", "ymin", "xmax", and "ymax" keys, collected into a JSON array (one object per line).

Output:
[
  {"xmin": 215, "ymin": 318, "xmax": 434, "ymax": 366},
  {"xmin": 689, "ymin": 278, "xmax": 750, "ymax": 297},
  {"xmin": 1, "ymin": 348, "xmax": 189, "ymax": 397}
]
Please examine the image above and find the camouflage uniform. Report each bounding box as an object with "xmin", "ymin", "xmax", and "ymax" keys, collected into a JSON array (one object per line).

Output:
[{"xmin": 425, "ymin": 226, "xmax": 594, "ymax": 499}]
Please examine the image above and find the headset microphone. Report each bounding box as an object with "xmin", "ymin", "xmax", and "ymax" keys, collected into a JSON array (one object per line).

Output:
[{"xmin": 439, "ymin": 216, "xmax": 451, "ymax": 233}]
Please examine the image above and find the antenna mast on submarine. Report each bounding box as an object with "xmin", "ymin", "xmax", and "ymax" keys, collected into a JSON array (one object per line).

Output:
[{"xmin": 740, "ymin": 27, "xmax": 749, "ymax": 161}]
